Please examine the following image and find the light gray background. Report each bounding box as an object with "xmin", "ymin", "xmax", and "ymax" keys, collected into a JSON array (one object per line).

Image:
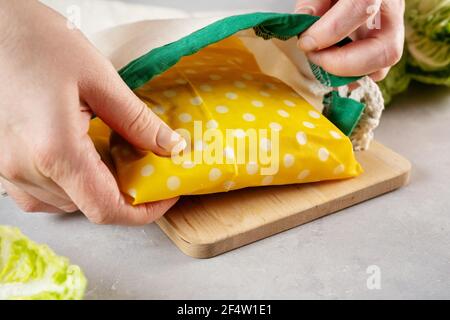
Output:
[{"xmin": 2, "ymin": 0, "xmax": 450, "ymax": 300}]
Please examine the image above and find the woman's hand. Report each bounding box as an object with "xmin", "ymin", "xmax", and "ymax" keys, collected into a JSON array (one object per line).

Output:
[
  {"xmin": 296, "ymin": 0, "xmax": 405, "ymax": 81},
  {"xmin": 0, "ymin": 0, "xmax": 185, "ymax": 225}
]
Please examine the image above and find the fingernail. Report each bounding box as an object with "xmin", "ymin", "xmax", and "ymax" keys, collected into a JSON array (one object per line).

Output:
[
  {"xmin": 298, "ymin": 35, "xmax": 318, "ymax": 51},
  {"xmin": 156, "ymin": 126, "xmax": 186, "ymax": 153},
  {"xmin": 295, "ymin": 6, "xmax": 315, "ymax": 15}
]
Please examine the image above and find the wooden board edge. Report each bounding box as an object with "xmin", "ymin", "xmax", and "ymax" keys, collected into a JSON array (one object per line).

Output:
[{"xmin": 156, "ymin": 162, "xmax": 411, "ymax": 259}]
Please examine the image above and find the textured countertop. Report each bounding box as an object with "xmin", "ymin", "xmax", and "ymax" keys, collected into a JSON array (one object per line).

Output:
[{"xmin": 2, "ymin": 0, "xmax": 450, "ymax": 300}]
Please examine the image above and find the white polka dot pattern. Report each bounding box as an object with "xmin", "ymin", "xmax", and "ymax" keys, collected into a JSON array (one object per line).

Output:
[
  {"xmin": 167, "ymin": 176, "xmax": 181, "ymax": 190},
  {"xmin": 296, "ymin": 132, "xmax": 307, "ymax": 145},
  {"xmin": 141, "ymin": 165, "xmax": 154, "ymax": 177},
  {"xmin": 243, "ymin": 113, "xmax": 256, "ymax": 122},
  {"xmin": 216, "ymin": 105, "xmax": 229, "ymax": 114},
  {"xmin": 318, "ymin": 148, "xmax": 330, "ymax": 162},
  {"xmin": 209, "ymin": 168, "xmax": 222, "ymax": 181}
]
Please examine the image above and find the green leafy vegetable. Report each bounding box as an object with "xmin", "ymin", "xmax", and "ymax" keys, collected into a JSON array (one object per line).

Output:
[
  {"xmin": 406, "ymin": 0, "xmax": 450, "ymax": 73},
  {"xmin": 380, "ymin": 0, "xmax": 450, "ymax": 103},
  {"xmin": 0, "ymin": 226, "xmax": 87, "ymax": 300}
]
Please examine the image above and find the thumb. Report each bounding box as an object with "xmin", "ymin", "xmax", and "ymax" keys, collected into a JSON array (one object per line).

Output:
[{"xmin": 80, "ymin": 62, "xmax": 186, "ymax": 156}]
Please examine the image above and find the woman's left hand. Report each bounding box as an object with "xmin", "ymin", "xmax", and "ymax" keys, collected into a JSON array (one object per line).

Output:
[{"xmin": 295, "ymin": 0, "xmax": 405, "ymax": 81}]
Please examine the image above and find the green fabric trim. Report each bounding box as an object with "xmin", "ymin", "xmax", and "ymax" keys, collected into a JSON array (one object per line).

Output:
[
  {"xmin": 118, "ymin": 12, "xmax": 368, "ymax": 136},
  {"xmin": 323, "ymin": 91, "xmax": 366, "ymax": 136},
  {"xmin": 118, "ymin": 12, "xmax": 359, "ymax": 90},
  {"xmin": 310, "ymin": 62, "xmax": 360, "ymax": 87}
]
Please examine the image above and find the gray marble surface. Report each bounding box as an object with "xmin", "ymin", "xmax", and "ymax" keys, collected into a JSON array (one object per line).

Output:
[{"xmin": 1, "ymin": 83, "xmax": 449, "ymax": 299}]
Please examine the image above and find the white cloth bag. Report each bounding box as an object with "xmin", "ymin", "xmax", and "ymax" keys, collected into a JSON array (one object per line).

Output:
[{"xmin": 91, "ymin": 15, "xmax": 384, "ymax": 150}]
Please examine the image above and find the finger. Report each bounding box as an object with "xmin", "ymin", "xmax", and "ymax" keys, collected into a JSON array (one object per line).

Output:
[
  {"xmin": 79, "ymin": 62, "xmax": 186, "ymax": 156},
  {"xmin": 5, "ymin": 164, "xmax": 78, "ymax": 211},
  {"xmin": 298, "ymin": 0, "xmax": 381, "ymax": 51},
  {"xmin": 306, "ymin": 33, "xmax": 403, "ymax": 76},
  {"xmin": 370, "ymin": 67, "xmax": 390, "ymax": 82},
  {"xmin": 0, "ymin": 177, "xmax": 65, "ymax": 214},
  {"xmin": 8, "ymin": 148, "xmax": 80, "ymax": 212},
  {"xmin": 0, "ymin": 147, "xmax": 77, "ymax": 212},
  {"xmin": 295, "ymin": 0, "xmax": 333, "ymax": 15},
  {"xmin": 0, "ymin": 141, "xmax": 74, "ymax": 204},
  {"xmin": 12, "ymin": 181, "xmax": 78, "ymax": 213},
  {"xmin": 52, "ymin": 135, "xmax": 178, "ymax": 225}
]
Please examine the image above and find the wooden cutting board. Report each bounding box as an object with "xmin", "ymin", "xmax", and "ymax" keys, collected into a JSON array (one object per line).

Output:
[{"xmin": 156, "ymin": 141, "xmax": 411, "ymax": 258}]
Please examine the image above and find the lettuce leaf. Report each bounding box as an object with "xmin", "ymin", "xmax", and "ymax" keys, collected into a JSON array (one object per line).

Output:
[{"xmin": 0, "ymin": 226, "xmax": 87, "ymax": 300}]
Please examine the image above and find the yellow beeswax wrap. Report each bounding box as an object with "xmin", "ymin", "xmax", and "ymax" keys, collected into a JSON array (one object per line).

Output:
[{"xmin": 90, "ymin": 36, "xmax": 363, "ymax": 204}]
